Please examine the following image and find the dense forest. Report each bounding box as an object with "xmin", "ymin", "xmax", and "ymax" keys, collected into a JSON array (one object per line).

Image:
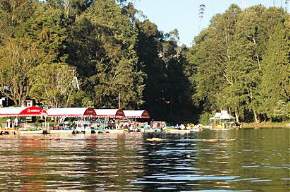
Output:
[{"xmin": 0, "ymin": 0, "xmax": 289, "ymax": 123}]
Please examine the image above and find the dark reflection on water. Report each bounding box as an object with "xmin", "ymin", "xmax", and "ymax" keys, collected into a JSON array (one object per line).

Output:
[{"xmin": 0, "ymin": 129, "xmax": 289, "ymax": 191}]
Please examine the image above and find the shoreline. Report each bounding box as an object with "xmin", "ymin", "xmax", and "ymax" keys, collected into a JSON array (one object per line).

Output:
[{"xmin": 240, "ymin": 122, "xmax": 290, "ymax": 129}]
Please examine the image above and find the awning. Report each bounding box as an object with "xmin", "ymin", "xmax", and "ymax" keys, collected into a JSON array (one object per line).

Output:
[
  {"xmin": 0, "ymin": 106, "xmax": 47, "ymax": 117},
  {"xmin": 94, "ymin": 109, "xmax": 125, "ymax": 119},
  {"xmin": 124, "ymin": 110, "xmax": 150, "ymax": 119},
  {"xmin": 47, "ymin": 107, "xmax": 96, "ymax": 117}
]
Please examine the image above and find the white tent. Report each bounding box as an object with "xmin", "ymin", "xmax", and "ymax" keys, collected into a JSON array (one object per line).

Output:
[
  {"xmin": 0, "ymin": 107, "xmax": 24, "ymax": 117},
  {"xmin": 123, "ymin": 110, "xmax": 150, "ymax": 119},
  {"xmin": 0, "ymin": 106, "xmax": 47, "ymax": 117},
  {"xmin": 47, "ymin": 107, "xmax": 96, "ymax": 117},
  {"xmin": 94, "ymin": 109, "xmax": 125, "ymax": 119}
]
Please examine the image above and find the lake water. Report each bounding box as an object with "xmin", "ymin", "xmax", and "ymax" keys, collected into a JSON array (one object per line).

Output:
[{"xmin": 0, "ymin": 128, "xmax": 289, "ymax": 191}]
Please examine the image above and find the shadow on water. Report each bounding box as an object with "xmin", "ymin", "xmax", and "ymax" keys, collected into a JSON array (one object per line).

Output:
[{"xmin": 0, "ymin": 128, "xmax": 289, "ymax": 191}]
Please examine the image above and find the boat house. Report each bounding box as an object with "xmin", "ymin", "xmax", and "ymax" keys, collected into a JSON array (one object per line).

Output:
[{"xmin": 209, "ymin": 110, "xmax": 236, "ymax": 129}]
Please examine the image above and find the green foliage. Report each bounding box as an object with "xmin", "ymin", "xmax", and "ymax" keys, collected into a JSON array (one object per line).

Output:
[
  {"xmin": 0, "ymin": 37, "xmax": 46, "ymax": 105},
  {"xmin": 187, "ymin": 4, "xmax": 289, "ymax": 122},
  {"xmin": 80, "ymin": 0, "xmax": 144, "ymax": 109},
  {"xmin": 187, "ymin": 4, "xmax": 241, "ymax": 111},
  {"xmin": 28, "ymin": 63, "xmax": 77, "ymax": 107},
  {"xmin": 199, "ymin": 112, "xmax": 212, "ymax": 125},
  {"xmin": 0, "ymin": 0, "xmax": 35, "ymax": 40},
  {"xmin": 24, "ymin": 3, "xmax": 69, "ymax": 63},
  {"xmin": 258, "ymin": 23, "xmax": 289, "ymax": 120},
  {"xmin": 135, "ymin": 19, "xmax": 194, "ymax": 121}
]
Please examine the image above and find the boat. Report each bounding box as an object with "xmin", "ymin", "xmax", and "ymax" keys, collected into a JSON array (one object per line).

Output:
[
  {"xmin": 0, "ymin": 127, "xmax": 17, "ymax": 135},
  {"xmin": 18, "ymin": 129, "xmax": 44, "ymax": 135},
  {"xmin": 146, "ymin": 138, "xmax": 165, "ymax": 142},
  {"xmin": 164, "ymin": 128, "xmax": 191, "ymax": 134},
  {"xmin": 138, "ymin": 127, "xmax": 162, "ymax": 133}
]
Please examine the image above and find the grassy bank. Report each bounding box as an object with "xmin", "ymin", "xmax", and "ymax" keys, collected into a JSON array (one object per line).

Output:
[{"xmin": 240, "ymin": 122, "xmax": 290, "ymax": 129}]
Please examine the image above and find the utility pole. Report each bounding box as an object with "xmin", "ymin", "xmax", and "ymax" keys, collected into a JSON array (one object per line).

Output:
[{"xmin": 118, "ymin": 92, "xmax": 121, "ymax": 109}]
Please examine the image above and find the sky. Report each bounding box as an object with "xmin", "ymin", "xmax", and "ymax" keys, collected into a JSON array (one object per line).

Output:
[{"xmin": 134, "ymin": 0, "xmax": 289, "ymax": 46}]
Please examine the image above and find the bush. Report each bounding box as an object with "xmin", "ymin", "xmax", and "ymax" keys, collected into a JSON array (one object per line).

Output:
[{"xmin": 199, "ymin": 112, "xmax": 212, "ymax": 125}]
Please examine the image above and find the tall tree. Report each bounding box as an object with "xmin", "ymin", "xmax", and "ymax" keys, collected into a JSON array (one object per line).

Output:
[
  {"xmin": 224, "ymin": 5, "xmax": 281, "ymax": 122},
  {"xmin": 187, "ymin": 5, "xmax": 241, "ymax": 113},
  {"xmin": 83, "ymin": 0, "xmax": 144, "ymax": 108},
  {"xmin": 135, "ymin": 19, "xmax": 167, "ymax": 119},
  {"xmin": 258, "ymin": 23, "xmax": 289, "ymax": 119}
]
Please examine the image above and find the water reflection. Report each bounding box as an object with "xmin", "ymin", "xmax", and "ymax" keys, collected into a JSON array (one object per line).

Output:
[
  {"xmin": 20, "ymin": 138, "xmax": 47, "ymax": 191},
  {"xmin": 0, "ymin": 129, "xmax": 289, "ymax": 191}
]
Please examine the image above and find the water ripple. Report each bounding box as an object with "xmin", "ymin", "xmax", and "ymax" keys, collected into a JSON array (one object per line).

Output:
[{"xmin": 0, "ymin": 129, "xmax": 288, "ymax": 191}]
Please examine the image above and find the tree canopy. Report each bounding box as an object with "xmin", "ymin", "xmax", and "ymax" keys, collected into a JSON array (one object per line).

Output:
[{"xmin": 187, "ymin": 5, "xmax": 289, "ymax": 122}]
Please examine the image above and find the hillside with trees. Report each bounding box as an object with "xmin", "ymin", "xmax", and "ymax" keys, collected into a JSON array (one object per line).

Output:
[{"xmin": 0, "ymin": 0, "xmax": 288, "ymax": 123}]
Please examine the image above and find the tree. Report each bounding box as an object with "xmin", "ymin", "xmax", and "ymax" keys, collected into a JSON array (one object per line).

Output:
[
  {"xmin": 135, "ymin": 19, "xmax": 167, "ymax": 119},
  {"xmin": 23, "ymin": 2, "xmax": 69, "ymax": 63},
  {"xmin": 0, "ymin": 37, "xmax": 45, "ymax": 105},
  {"xmin": 45, "ymin": 0, "xmax": 94, "ymax": 17},
  {"xmin": 224, "ymin": 5, "xmax": 285, "ymax": 122},
  {"xmin": 259, "ymin": 23, "xmax": 289, "ymax": 120},
  {"xmin": 29, "ymin": 63, "xmax": 79, "ymax": 107},
  {"xmin": 83, "ymin": 0, "xmax": 144, "ymax": 109},
  {"xmin": 0, "ymin": 0, "xmax": 35, "ymax": 40},
  {"xmin": 186, "ymin": 4, "xmax": 288, "ymax": 123},
  {"xmin": 158, "ymin": 32, "xmax": 194, "ymax": 122},
  {"xmin": 187, "ymin": 4, "xmax": 241, "ymax": 114}
]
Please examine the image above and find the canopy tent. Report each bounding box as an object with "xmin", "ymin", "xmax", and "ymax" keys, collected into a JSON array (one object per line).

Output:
[
  {"xmin": 47, "ymin": 107, "xmax": 96, "ymax": 117},
  {"xmin": 94, "ymin": 109, "xmax": 125, "ymax": 119},
  {"xmin": 123, "ymin": 110, "xmax": 150, "ymax": 119},
  {"xmin": 0, "ymin": 106, "xmax": 47, "ymax": 117}
]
